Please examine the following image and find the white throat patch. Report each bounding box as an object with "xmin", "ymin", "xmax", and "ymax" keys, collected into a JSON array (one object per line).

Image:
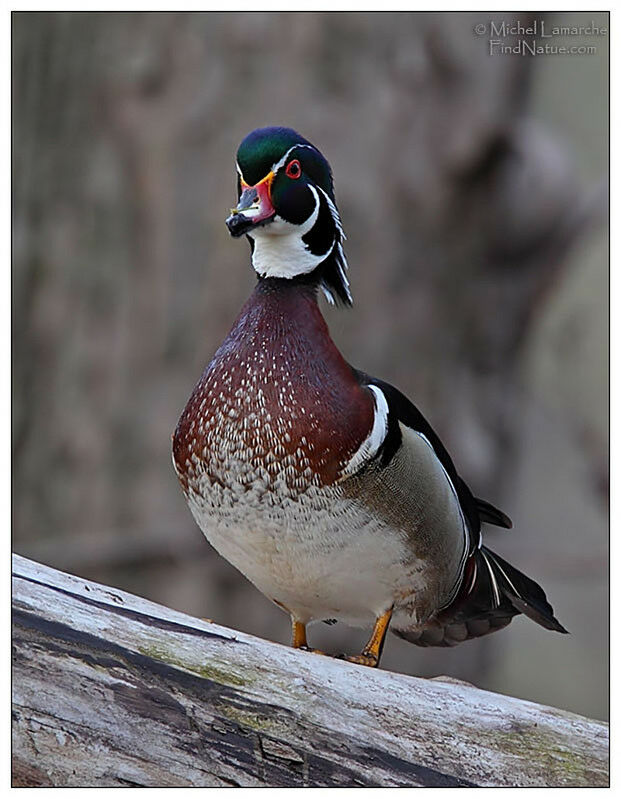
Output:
[{"xmin": 249, "ymin": 185, "xmax": 334, "ymax": 280}]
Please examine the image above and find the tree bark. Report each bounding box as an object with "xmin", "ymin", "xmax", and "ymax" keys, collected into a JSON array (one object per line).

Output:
[{"xmin": 12, "ymin": 554, "xmax": 608, "ymax": 788}]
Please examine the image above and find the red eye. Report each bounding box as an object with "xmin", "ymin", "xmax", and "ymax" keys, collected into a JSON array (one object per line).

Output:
[{"xmin": 285, "ymin": 159, "xmax": 301, "ymax": 179}]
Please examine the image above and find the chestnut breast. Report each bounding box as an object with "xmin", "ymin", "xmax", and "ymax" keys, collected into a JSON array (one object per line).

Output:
[{"xmin": 172, "ymin": 281, "xmax": 374, "ymax": 498}]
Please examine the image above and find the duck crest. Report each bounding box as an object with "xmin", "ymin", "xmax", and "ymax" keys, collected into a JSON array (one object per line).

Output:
[{"xmin": 172, "ymin": 280, "xmax": 374, "ymax": 501}]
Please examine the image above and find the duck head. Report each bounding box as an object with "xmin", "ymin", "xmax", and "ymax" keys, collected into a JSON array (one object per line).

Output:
[{"xmin": 226, "ymin": 126, "xmax": 351, "ymax": 306}]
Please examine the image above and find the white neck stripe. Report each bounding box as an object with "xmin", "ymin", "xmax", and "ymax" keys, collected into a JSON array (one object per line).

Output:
[{"xmin": 249, "ymin": 185, "xmax": 327, "ymax": 279}]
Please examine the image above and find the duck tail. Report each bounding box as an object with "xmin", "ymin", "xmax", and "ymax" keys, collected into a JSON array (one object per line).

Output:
[{"xmin": 393, "ymin": 546, "xmax": 568, "ymax": 648}]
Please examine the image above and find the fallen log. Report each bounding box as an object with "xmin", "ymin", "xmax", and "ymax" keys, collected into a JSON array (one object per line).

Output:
[{"xmin": 12, "ymin": 554, "xmax": 608, "ymax": 787}]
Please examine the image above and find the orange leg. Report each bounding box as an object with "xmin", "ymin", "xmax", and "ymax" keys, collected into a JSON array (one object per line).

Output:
[
  {"xmin": 338, "ymin": 607, "xmax": 393, "ymax": 668},
  {"xmin": 273, "ymin": 600, "xmax": 308, "ymax": 650},
  {"xmin": 287, "ymin": 607, "xmax": 393, "ymax": 666},
  {"xmin": 291, "ymin": 619, "xmax": 308, "ymax": 649},
  {"xmin": 290, "ymin": 618, "xmax": 328, "ymax": 656}
]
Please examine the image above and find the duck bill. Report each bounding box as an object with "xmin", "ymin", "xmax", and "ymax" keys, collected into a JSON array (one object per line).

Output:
[{"xmin": 225, "ymin": 172, "xmax": 276, "ymax": 237}]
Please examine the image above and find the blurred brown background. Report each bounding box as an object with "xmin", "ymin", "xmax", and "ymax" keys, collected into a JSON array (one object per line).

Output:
[{"xmin": 12, "ymin": 11, "xmax": 608, "ymax": 720}]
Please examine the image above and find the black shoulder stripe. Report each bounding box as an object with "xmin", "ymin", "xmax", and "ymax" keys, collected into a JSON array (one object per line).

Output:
[
  {"xmin": 357, "ymin": 372, "xmax": 459, "ymax": 476},
  {"xmin": 375, "ymin": 402, "xmax": 402, "ymax": 467}
]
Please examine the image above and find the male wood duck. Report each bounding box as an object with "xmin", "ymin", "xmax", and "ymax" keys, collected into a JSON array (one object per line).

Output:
[{"xmin": 172, "ymin": 126, "xmax": 567, "ymax": 667}]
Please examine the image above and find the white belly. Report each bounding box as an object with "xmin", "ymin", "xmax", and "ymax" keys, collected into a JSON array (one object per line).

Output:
[{"xmin": 187, "ymin": 479, "xmax": 415, "ymax": 626}]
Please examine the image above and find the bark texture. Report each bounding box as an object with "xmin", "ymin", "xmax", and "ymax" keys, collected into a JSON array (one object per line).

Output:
[{"xmin": 12, "ymin": 555, "xmax": 609, "ymax": 788}]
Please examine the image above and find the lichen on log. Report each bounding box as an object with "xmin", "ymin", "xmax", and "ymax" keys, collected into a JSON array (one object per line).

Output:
[{"xmin": 12, "ymin": 554, "xmax": 608, "ymax": 787}]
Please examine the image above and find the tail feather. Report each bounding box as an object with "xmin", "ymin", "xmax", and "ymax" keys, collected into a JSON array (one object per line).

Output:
[
  {"xmin": 476, "ymin": 498, "xmax": 513, "ymax": 529},
  {"xmin": 393, "ymin": 546, "xmax": 567, "ymax": 648},
  {"xmin": 481, "ymin": 547, "xmax": 568, "ymax": 633}
]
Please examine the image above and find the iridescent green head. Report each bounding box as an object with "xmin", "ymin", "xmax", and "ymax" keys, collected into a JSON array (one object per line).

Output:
[{"xmin": 225, "ymin": 126, "xmax": 351, "ymax": 306}]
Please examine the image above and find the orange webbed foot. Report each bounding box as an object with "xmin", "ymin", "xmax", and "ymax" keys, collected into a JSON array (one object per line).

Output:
[{"xmin": 336, "ymin": 651, "xmax": 379, "ymax": 668}]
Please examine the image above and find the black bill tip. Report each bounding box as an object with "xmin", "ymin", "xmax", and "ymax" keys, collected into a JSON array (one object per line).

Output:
[
  {"xmin": 225, "ymin": 212, "xmax": 275, "ymax": 238},
  {"xmin": 225, "ymin": 212, "xmax": 254, "ymax": 238}
]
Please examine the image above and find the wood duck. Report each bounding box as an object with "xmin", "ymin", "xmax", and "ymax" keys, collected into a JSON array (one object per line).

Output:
[{"xmin": 172, "ymin": 126, "xmax": 567, "ymax": 667}]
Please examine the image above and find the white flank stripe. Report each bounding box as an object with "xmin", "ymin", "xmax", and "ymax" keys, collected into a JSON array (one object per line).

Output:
[{"xmin": 341, "ymin": 385, "xmax": 389, "ymax": 476}]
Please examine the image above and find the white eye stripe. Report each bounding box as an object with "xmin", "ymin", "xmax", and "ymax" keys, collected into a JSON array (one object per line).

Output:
[
  {"xmin": 271, "ymin": 144, "xmax": 316, "ymax": 174},
  {"xmin": 237, "ymin": 145, "xmax": 316, "ymax": 184}
]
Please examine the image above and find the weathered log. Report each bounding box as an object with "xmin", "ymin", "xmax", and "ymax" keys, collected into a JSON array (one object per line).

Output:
[{"xmin": 12, "ymin": 554, "xmax": 608, "ymax": 787}]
